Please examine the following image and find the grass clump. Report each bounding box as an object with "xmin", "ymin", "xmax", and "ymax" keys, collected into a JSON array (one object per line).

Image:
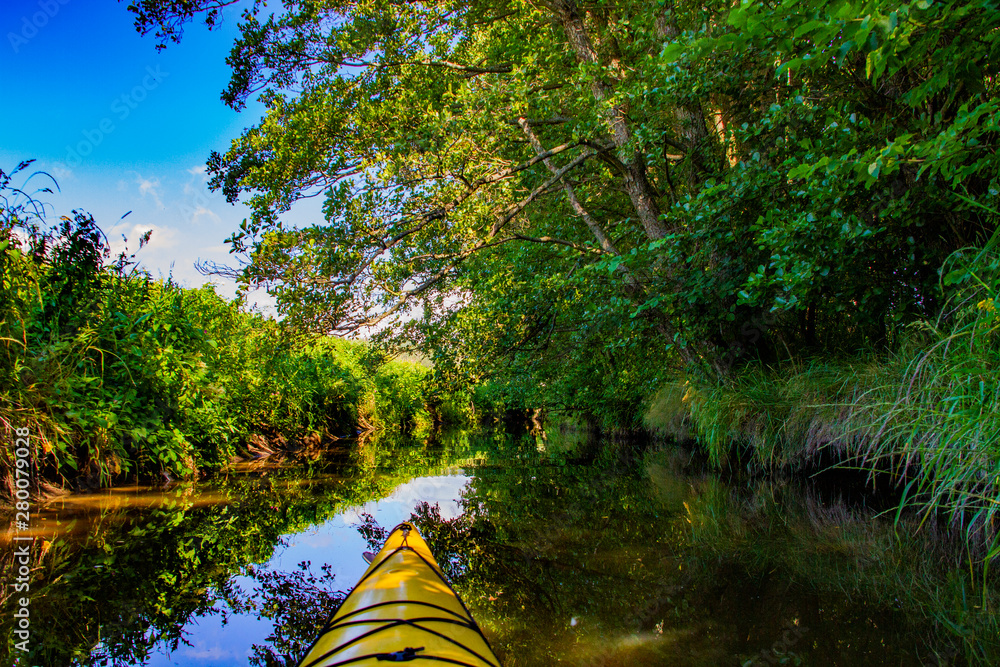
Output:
[
  {"xmin": 645, "ymin": 247, "xmax": 1000, "ymax": 570},
  {"xmin": 0, "ymin": 163, "xmax": 463, "ymax": 496}
]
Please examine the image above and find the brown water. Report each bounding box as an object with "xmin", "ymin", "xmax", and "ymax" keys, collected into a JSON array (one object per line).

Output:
[{"xmin": 1, "ymin": 430, "xmax": 995, "ymax": 666}]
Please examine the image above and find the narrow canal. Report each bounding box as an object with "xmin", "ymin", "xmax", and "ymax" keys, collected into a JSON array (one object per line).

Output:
[{"xmin": 2, "ymin": 428, "xmax": 993, "ymax": 665}]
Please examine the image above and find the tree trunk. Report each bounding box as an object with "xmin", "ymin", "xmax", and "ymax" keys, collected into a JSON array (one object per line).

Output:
[
  {"xmin": 656, "ymin": 8, "xmax": 712, "ymax": 186},
  {"xmin": 552, "ymin": 0, "xmax": 669, "ymax": 241}
]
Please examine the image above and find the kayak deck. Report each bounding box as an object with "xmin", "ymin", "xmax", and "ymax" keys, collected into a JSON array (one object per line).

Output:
[{"xmin": 297, "ymin": 522, "xmax": 501, "ymax": 667}]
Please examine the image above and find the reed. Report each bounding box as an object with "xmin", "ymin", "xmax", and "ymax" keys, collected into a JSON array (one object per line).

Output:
[{"xmin": 645, "ymin": 248, "xmax": 1000, "ymax": 575}]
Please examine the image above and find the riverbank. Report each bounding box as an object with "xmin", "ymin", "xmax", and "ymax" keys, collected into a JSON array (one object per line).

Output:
[
  {"xmin": 0, "ymin": 212, "xmax": 473, "ymax": 498},
  {"xmin": 644, "ymin": 311, "xmax": 1000, "ymax": 564}
]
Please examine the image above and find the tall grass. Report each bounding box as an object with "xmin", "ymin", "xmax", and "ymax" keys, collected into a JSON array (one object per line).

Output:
[
  {"xmin": 0, "ymin": 163, "xmax": 462, "ymax": 497},
  {"xmin": 645, "ymin": 248, "xmax": 1000, "ymax": 575},
  {"xmin": 853, "ymin": 248, "xmax": 1000, "ymax": 588}
]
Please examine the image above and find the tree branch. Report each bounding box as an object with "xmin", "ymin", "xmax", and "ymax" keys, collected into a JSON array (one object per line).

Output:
[
  {"xmin": 511, "ymin": 233, "xmax": 605, "ymax": 254},
  {"xmin": 341, "ymin": 150, "xmax": 600, "ymax": 332}
]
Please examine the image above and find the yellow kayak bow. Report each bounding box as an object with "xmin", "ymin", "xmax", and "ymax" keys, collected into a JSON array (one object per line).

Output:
[{"xmin": 298, "ymin": 522, "xmax": 501, "ymax": 666}]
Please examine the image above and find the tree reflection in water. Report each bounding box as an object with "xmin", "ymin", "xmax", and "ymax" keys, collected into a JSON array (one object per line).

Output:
[
  {"xmin": 2, "ymin": 431, "xmax": 997, "ymax": 666},
  {"xmin": 223, "ymin": 561, "xmax": 344, "ymax": 667}
]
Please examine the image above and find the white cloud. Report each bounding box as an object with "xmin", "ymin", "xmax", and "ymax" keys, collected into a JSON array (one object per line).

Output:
[
  {"xmin": 191, "ymin": 206, "xmax": 221, "ymax": 226},
  {"xmin": 134, "ymin": 174, "xmax": 164, "ymax": 208},
  {"xmin": 179, "ymin": 166, "xmax": 220, "ymax": 225},
  {"xmin": 144, "ymin": 224, "xmax": 179, "ymax": 250},
  {"xmin": 107, "ymin": 222, "xmax": 179, "ymax": 258},
  {"xmin": 177, "ymin": 645, "xmax": 243, "ymax": 660},
  {"xmin": 49, "ymin": 164, "xmax": 74, "ymax": 181},
  {"xmin": 183, "ymin": 165, "xmax": 210, "ymax": 195}
]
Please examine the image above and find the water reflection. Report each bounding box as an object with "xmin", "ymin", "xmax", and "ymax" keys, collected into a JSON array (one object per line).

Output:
[
  {"xmin": 143, "ymin": 475, "xmax": 471, "ymax": 667},
  {"xmin": 1, "ymin": 430, "xmax": 996, "ymax": 666}
]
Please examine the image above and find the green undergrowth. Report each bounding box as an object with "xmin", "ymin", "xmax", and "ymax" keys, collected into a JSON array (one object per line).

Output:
[
  {"xmin": 0, "ymin": 168, "xmax": 468, "ymax": 497},
  {"xmin": 646, "ymin": 247, "xmax": 1000, "ymax": 569}
]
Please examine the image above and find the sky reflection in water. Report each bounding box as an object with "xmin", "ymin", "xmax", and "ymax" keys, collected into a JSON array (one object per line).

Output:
[{"xmin": 144, "ymin": 474, "xmax": 471, "ymax": 667}]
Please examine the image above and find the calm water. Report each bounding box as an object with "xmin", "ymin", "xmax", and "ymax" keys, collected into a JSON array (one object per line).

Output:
[{"xmin": 1, "ymin": 429, "xmax": 996, "ymax": 666}]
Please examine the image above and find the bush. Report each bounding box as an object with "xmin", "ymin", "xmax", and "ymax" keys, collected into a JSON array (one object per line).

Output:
[{"xmin": 0, "ymin": 162, "xmax": 472, "ymax": 495}]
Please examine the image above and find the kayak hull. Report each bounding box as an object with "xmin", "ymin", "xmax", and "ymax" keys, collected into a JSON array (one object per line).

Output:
[{"xmin": 298, "ymin": 522, "xmax": 500, "ymax": 667}]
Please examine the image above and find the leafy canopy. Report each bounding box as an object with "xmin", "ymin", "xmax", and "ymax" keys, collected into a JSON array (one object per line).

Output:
[{"xmin": 128, "ymin": 0, "xmax": 1000, "ymax": 416}]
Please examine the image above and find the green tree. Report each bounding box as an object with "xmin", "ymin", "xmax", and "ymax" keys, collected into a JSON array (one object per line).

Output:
[{"xmin": 126, "ymin": 0, "xmax": 1000, "ymax": 412}]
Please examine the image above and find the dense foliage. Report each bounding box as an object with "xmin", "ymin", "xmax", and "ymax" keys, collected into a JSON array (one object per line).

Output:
[
  {"xmin": 120, "ymin": 0, "xmax": 1000, "ymax": 570},
  {"xmin": 128, "ymin": 0, "xmax": 1000, "ymax": 424},
  {"xmin": 0, "ymin": 162, "xmax": 463, "ymax": 494},
  {"xmin": 644, "ymin": 243, "xmax": 1000, "ymax": 564}
]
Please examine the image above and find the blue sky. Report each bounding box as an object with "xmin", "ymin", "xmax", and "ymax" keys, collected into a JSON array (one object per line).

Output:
[{"xmin": 1, "ymin": 0, "xmax": 278, "ymax": 307}]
